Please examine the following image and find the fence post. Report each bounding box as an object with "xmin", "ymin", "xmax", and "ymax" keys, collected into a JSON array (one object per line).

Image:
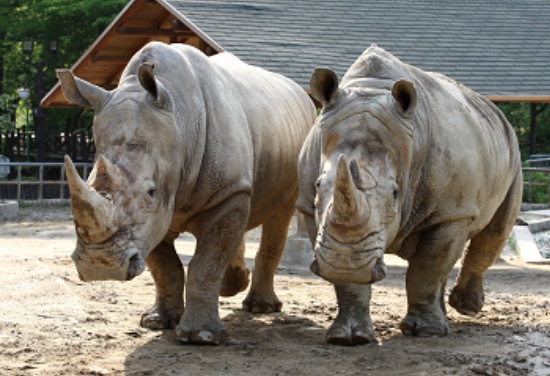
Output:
[
  {"xmin": 16, "ymin": 165, "xmax": 22, "ymax": 201},
  {"xmin": 60, "ymin": 164, "xmax": 65, "ymax": 199},
  {"xmin": 529, "ymin": 170, "xmax": 533, "ymax": 202},
  {"xmin": 38, "ymin": 164, "xmax": 44, "ymax": 201}
]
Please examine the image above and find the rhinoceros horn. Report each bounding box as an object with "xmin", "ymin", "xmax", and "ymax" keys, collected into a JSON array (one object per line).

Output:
[
  {"xmin": 64, "ymin": 155, "xmax": 116, "ymax": 243},
  {"xmin": 330, "ymin": 154, "xmax": 369, "ymax": 225}
]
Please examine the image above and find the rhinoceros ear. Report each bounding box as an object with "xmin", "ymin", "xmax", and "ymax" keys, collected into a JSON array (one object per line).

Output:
[
  {"xmin": 57, "ymin": 69, "xmax": 109, "ymax": 110},
  {"xmin": 310, "ymin": 68, "xmax": 341, "ymax": 105},
  {"xmin": 391, "ymin": 79, "xmax": 417, "ymax": 116},
  {"xmin": 138, "ymin": 62, "xmax": 170, "ymax": 109}
]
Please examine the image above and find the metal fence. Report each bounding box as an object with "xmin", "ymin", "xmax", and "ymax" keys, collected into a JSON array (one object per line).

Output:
[
  {"xmin": 0, "ymin": 162, "xmax": 92, "ymax": 203},
  {"xmin": 2, "ymin": 161, "xmax": 550, "ymax": 206}
]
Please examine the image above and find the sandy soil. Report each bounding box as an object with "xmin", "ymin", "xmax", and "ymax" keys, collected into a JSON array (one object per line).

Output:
[{"xmin": 1, "ymin": 205, "xmax": 549, "ymax": 376}]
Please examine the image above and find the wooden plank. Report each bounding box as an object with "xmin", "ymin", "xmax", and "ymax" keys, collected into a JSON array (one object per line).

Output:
[{"xmin": 117, "ymin": 27, "xmax": 194, "ymax": 38}]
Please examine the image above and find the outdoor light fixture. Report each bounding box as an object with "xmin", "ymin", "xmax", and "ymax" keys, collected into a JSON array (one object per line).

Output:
[
  {"xmin": 17, "ymin": 88, "xmax": 30, "ymax": 100},
  {"xmin": 49, "ymin": 40, "xmax": 58, "ymax": 54},
  {"xmin": 17, "ymin": 88, "xmax": 31, "ymax": 162},
  {"xmin": 22, "ymin": 40, "xmax": 33, "ymax": 55}
]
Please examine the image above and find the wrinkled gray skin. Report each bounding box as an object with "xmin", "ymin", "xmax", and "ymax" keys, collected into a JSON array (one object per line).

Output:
[
  {"xmin": 297, "ymin": 45, "xmax": 522, "ymax": 345},
  {"xmin": 59, "ymin": 41, "xmax": 316, "ymax": 345}
]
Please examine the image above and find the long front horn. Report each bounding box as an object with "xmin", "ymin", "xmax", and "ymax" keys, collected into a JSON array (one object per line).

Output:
[
  {"xmin": 64, "ymin": 155, "xmax": 116, "ymax": 243},
  {"xmin": 330, "ymin": 154, "xmax": 368, "ymax": 225}
]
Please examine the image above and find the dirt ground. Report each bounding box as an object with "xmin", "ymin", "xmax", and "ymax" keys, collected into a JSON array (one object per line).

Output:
[{"xmin": 1, "ymin": 205, "xmax": 549, "ymax": 376}]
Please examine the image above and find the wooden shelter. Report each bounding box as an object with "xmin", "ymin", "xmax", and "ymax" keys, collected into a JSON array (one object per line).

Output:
[{"xmin": 42, "ymin": 0, "xmax": 550, "ymax": 108}]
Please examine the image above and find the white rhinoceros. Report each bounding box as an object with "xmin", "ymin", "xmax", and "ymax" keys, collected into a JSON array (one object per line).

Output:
[
  {"xmin": 58, "ymin": 41, "xmax": 316, "ymax": 345},
  {"xmin": 297, "ymin": 45, "xmax": 522, "ymax": 345}
]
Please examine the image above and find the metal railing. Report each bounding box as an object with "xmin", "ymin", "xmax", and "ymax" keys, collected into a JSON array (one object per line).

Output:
[
  {"xmin": 1, "ymin": 161, "xmax": 550, "ymax": 205},
  {"xmin": 0, "ymin": 162, "xmax": 92, "ymax": 203},
  {"xmin": 522, "ymin": 167, "xmax": 550, "ymax": 205}
]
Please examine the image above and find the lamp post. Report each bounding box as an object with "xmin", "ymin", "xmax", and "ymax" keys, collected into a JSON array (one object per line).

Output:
[
  {"xmin": 20, "ymin": 39, "xmax": 58, "ymax": 162},
  {"xmin": 17, "ymin": 88, "xmax": 30, "ymax": 162}
]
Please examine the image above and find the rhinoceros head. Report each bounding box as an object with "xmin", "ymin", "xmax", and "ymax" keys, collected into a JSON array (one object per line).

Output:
[
  {"xmin": 58, "ymin": 63, "xmax": 179, "ymax": 281},
  {"xmin": 307, "ymin": 67, "xmax": 417, "ymax": 285}
]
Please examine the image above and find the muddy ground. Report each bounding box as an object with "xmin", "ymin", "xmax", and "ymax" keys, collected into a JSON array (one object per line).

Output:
[{"xmin": 1, "ymin": 205, "xmax": 549, "ymax": 376}]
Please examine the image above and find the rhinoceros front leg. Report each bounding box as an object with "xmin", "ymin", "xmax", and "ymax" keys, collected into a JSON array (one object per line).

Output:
[
  {"xmin": 175, "ymin": 194, "xmax": 250, "ymax": 345},
  {"xmin": 140, "ymin": 238, "xmax": 184, "ymax": 330},
  {"xmin": 327, "ymin": 284, "xmax": 376, "ymax": 345},
  {"xmin": 400, "ymin": 221, "xmax": 469, "ymax": 336}
]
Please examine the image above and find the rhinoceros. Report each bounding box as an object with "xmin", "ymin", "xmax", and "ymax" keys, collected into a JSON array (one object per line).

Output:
[
  {"xmin": 297, "ymin": 45, "xmax": 522, "ymax": 345},
  {"xmin": 58, "ymin": 41, "xmax": 316, "ymax": 345}
]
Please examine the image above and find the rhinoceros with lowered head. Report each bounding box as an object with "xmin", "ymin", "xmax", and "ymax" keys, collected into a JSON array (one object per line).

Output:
[
  {"xmin": 297, "ymin": 45, "xmax": 522, "ymax": 345},
  {"xmin": 58, "ymin": 41, "xmax": 316, "ymax": 345}
]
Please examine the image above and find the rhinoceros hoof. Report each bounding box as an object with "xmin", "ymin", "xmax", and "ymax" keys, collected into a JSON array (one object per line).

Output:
[
  {"xmin": 449, "ymin": 284, "xmax": 484, "ymax": 316},
  {"xmin": 399, "ymin": 313, "xmax": 450, "ymax": 337},
  {"xmin": 140, "ymin": 308, "xmax": 181, "ymax": 330},
  {"xmin": 242, "ymin": 292, "xmax": 282, "ymax": 314},
  {"xmin": 174, "ymin": 324, "xmax": 228, "ymax": 345},
  {"xmin": 326, "ymin": 322, "xmax": 377, "ymax": 346},
  {"xmin": 220, "ymin": 265, "xmax": 250, "ymax": 297}
]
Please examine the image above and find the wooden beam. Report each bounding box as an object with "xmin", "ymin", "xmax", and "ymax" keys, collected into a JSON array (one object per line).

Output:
[
  {"xmin": 91, "ymin": 55, "xmax": 133, "ymax": 64},
  {"xmin": 117, "ymin": 27, "xmax": 195, "ymax": 38}
]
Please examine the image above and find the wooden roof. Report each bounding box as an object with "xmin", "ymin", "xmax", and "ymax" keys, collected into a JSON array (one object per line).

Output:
[
  {"xmin": 41, "ymin": 0, "xmax": 221, "ymax": 108},
  {"xmin": 42, "ymin": 0, "xmax": 550, "ymax": 108}
]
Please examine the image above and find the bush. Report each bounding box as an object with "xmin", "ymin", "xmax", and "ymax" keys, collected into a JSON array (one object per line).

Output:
[{"xmin": 523, "ymin": 169, "xmax": 550, "ymax": 203}]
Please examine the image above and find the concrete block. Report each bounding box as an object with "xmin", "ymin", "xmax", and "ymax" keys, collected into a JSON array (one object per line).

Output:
[{"xmin": 0, "ymin": 200, "xmax": 18, "ymax": 221}]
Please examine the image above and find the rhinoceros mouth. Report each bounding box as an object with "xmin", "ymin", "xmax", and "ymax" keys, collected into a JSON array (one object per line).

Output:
[
  {"xmin": 312, "ymin": 225, "xmax": 386, "ymax": 284},
  {"xmin": 72, "ymin": 228, "xmax": 146, "ymax": 282}
]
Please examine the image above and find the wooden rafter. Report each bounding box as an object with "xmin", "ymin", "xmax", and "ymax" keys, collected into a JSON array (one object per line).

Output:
[{"xmin": 117, "ymin": 27, "xmax": 195, "ymax": 38}]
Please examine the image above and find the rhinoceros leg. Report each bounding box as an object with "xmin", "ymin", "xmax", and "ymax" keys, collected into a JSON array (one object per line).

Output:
[
  {"xmin": 175, "ymin": 193, "xmax": 250, "ymax": 345},
  {"xmin": 450, "ymin": 175, "xmax": 522, "ymax": 316},
  {"xmin": 242, "ymin": 194, "xmax": 297, "ymax": 313},
  {"xmin": 327, "ymin": 284, "xmax": 376, "ymax": 345},
  {"xmin": 140, "ymin": 239, "xmax": 184, "ymax": 329},
  {"xmin": 400, "ymin": 221, "xmax": 470, "ymax": 337},
  {"xmin": 219, "ymin": 237, "xmax": 250, "ymax": 297}
]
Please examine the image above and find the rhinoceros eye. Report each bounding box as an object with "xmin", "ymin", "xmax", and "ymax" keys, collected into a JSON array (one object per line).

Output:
[{"xmin": 148, "ymin": 188, "xmax": 156, "ymax": 198}]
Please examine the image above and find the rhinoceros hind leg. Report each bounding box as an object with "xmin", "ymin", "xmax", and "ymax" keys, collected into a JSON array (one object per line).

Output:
[
  {"xmin": 242, "ymin": 193, "xmax": 297, "ymax": 313},
  {"xmin": 327, "ymin": 284, "xmax": 376, "ymax": 346},
  {"xmin": 450, "ymin": 174, "xmax": 521, "ymax": 316},
  {"xmin": 449, "ymin": 274, "xmax": 483, "ymax": 316},
  {"xmin": 141, "ymin": 239, "xmax": 184, "ymax": 330},
  {"xmin": 220, "ymin": 237, "xmax": 250, "ymax": 297},
  {"xmin": 140, "ymin": 306, "xmax": 182, "ymax": 330},
  {"xmin": 399, "ymin": 307, "xmax": 450, "ymax": 337}
]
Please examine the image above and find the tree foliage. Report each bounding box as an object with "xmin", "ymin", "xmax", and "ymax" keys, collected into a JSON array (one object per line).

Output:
[
  {"xmin": 0, "ymin": 0, "xmax": 126, "ymax": 156},
  {"xmin": 496, "ymin": 103, "xmax": 550, "ymax": 159}
]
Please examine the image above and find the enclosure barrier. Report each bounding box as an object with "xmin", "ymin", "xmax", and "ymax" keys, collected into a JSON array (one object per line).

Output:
[
  {"xmin": 1, "ymin": 161, "xmax": 550, "ymax": 205},
  {"xmin": 0, "ymin": 162, "xmax": 92, "ymax": 203}
]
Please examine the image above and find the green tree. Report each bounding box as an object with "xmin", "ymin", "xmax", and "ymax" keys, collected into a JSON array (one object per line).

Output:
[
  {"xmin": 496, "ymin": 103, "xmax": 550, "ymax": 160},
  {"xmin": 0, "ymin": 0, "xmax": 127, "ymax": 161}
]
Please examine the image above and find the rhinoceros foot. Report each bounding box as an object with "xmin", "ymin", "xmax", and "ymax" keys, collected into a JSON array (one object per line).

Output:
[
  {"xmin": 220, "ymin": 265, "xmax": 250, "ymax": 297},
  {"xmin": 140, "ymin": 306, "xmax": 182, "ymax": 330},
  {"xmin": 175, "ymin": 320, "xmax": 228, "ymax": 345},
  {"xmin": 399, "ymin": 310, "xmax": 450, "ymax": 337},
  {"xmin": 449, "ymin": 276, "xmax": 484, "ymax": 316},
  {"xmin": 326, "ymin": 314, "xmax": 376, "ymax": 346},
  {"xmin": 242, "ymin": 291, "xmax": 282, "ymax": 313}
]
